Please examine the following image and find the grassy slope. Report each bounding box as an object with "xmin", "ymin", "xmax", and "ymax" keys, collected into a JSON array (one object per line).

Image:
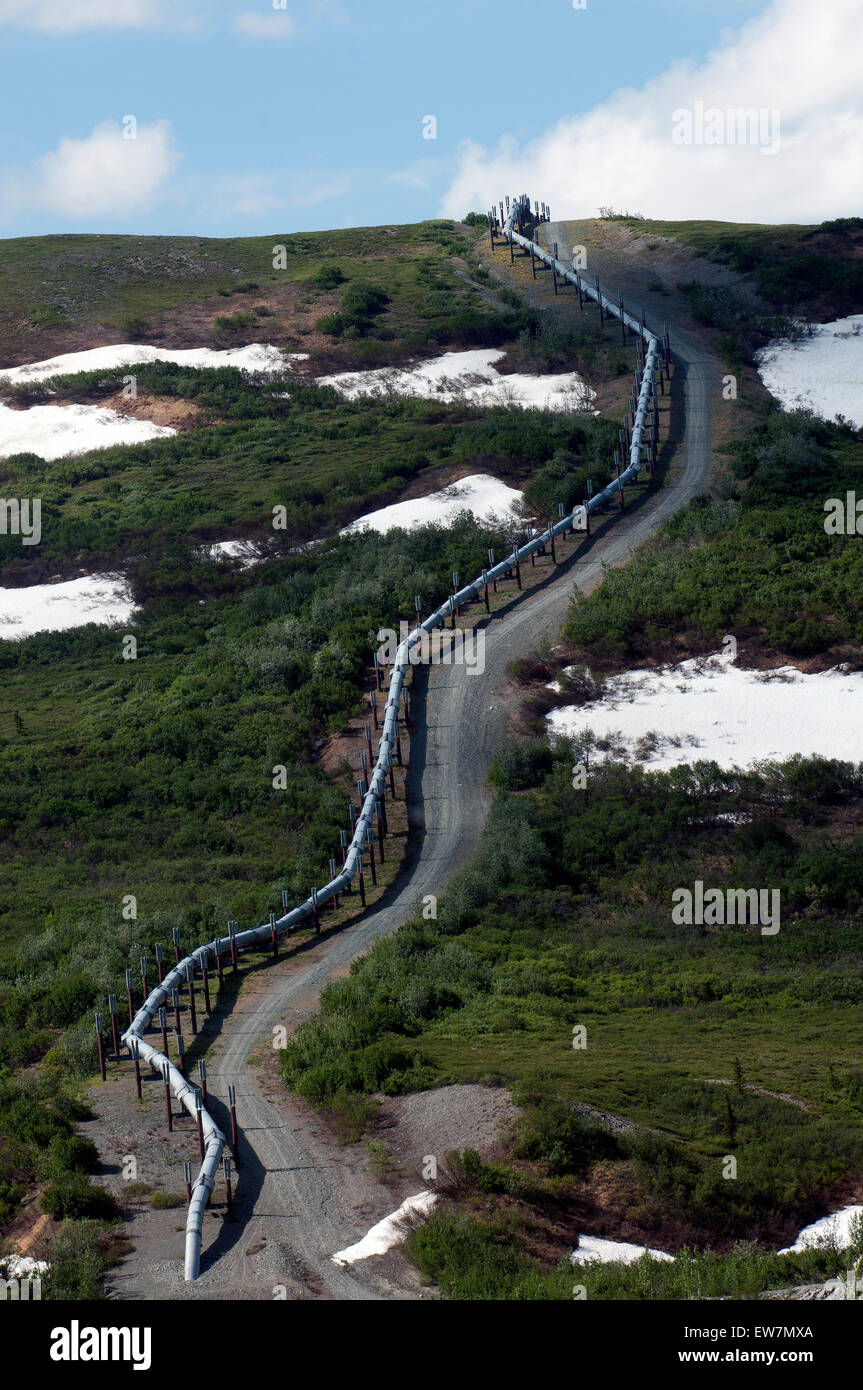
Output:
[
  {"xmin": 277, "ymin": 229, "xmax": 863, "ymax": 1296},
  {"xmin": 0, "ymin": 214, "xmax": 633, "ymax": 584},
  {"xmin": 0, "ymin": 221, "xmax": 478, "ymax": 353},
  {"xmin": 0, "ymin": 208, "xmax": 635, "ymax": 1251},
  {"xmin": 5, "ymin": 211, "xmax": 860, "ymax": 1292},
  {"xmin": 617, "ymin": 214, "xmax": 863, "ymax": 317},
  {"xmin": 0, "ymin": 219, "xmax": 509, "ymax": 580}
]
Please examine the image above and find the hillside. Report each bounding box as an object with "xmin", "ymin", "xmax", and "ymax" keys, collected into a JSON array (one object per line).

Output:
[{"xmin": 1, "ymin": 209, "xmax": 860, "ymax": 1302}]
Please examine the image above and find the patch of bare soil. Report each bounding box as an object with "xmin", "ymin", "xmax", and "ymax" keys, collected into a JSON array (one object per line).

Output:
[
  {"xmin": 80, "ymin": 1065, "xmax": 235, "ymax": 1293},
  {"xmin": 3, "ymin": 1203, "xmax": 52, "ymax": 1260},
  {"xmin": 100, "ymin": 391, "xmax": 206, "ymax": 430},
  {"xmin": 375, "ymin": 1085, "xmax": 518, "ymax": 1186}
]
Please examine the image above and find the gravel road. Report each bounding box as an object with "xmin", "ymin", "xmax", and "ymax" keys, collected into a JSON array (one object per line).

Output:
[{"xmin": 109, "ymin": 221, "xmax": 722, "ymax": 1301}]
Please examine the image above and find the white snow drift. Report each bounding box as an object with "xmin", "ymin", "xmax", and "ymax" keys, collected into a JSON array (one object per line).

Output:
[
  {"xmin": 778, "ymin": 1205, "xmax": 863, "ymax": 1255},
  {"xmin": 0, "ymin": 575, "xmax": 136, "ymax": 640},
  {"xmin": 343, "ymin": 472, "xmax": 524, "ymax": 536},
  {"xmin": 331, "ymin": 1192, "xmax": 437, "ymax": 1265},
  {"xmin": 571, "ymin": 1236, "xmax": 673, "ymax": 1266},
  {"xmin": 0, "ymin": 1255, "xmax": 49, "ymax": 1279},
  {"xmin": 757, "ymin": 316, "xmax": 863, "ymax": 429},
  {"xmin": 319, "ymin": 349, "xmax": 595, "ymax": 412},
  {"xmin": 0, "ymin": 342, "xmax": 308, "ymax": 386},
  {"xmin": 547, "ymin": 652, "xmax": 863, "ymax": 770},
  {"xmin": 570, "ymin": 1205, "xmax": 863, "ymax": 1267},
  {"xmin": 0, "ymin": 400, "xmax": 175, "ymax": 461},
  {"xmin": 0, "ymin": 343, "xmax": 310, "ymax": 462}
]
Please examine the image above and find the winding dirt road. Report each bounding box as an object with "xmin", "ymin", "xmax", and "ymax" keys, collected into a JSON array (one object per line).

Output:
[{"xmin": 109, "ymin": 219, "xmax": 723, "ymax": 1301}]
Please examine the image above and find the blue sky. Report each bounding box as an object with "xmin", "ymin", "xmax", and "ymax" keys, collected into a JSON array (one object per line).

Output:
[{"xmin": 0, "ymin": 0, "xmax": 858, "ymax": 236}]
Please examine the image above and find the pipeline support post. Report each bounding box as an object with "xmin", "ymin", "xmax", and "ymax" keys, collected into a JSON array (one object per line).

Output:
[
  {"xmin": 228, "ymin": 1084, "xmax": 239, "ymax": 1165},
  {"xmin": 163, "ymin": 1063, "xmax": 173, "ymax": 1133},
  {"xmin": 95, "ymin": 1012, "xmax": 106, "ymax": 1082},
  {"xmin": 108, "ymin": 993, "xmax": 120, "ymax": 1059},
  {"xmin": 125, "ymin": 967, "xmax": 135, "ymax": 1028}
]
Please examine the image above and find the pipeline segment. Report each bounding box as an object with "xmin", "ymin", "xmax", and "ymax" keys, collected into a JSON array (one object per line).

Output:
[{"xmin": 121, "ymin": 192, "xmax": 664, "ymax": 1279}]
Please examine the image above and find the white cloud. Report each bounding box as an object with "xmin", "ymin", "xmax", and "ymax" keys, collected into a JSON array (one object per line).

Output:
[
  {"xmin": 210, "ymin": 174, "xmax": 288, "ymax": 219},
  {"xmin": 234, "ymin": 11, "xmax": 296, "ymax": 40},
  {"xmin": 175, "ymin": 168, "xmax": 353, "ymax": 223},
  {"xmin": 441, "ymin": 0, "xmax": 863, "ymax": 224},
  {"xmin": 5, "ymin": 120, "xmax": 181, "ymax": 220},
  {"xmin": 0, "ymin": 0, "xmax": 170, "ymax": 30}
]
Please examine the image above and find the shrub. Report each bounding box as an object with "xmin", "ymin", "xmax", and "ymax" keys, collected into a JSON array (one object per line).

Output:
[
  {"xmin": 316, "ymin": 313, "xmax": 350, "ymax": 337},
  {"xmin": 120, "ymin": 316, "xmax": 149, "ymax": 340},
  {"xmin": 48, "ymin": 1134, "xmax": 100, "ymax": 1177},
  {"xmin": 314, "ymin": 265, "xmax": 346, "ymax": 291},
  {"xmin": 341, "ymin": 282, "xmax": 389, "ymax": 317},
  {"xmin": 41, "ymin": 1221, "xmax": 109, "ymax": 1300},
  {"xmin": 490, "ymin": 738, "xmax": 553, "ymax": 791},
  {"xmin": 214, "ymin": 312, "xmax": 256, "ymax": 333},
  {"xmin": 41, "ymin": 1177, "xmax": 117, "ymax": 1221},
  {"xmin": 514, "ymin": 1102, "xmax": 621, "ymax": 1175},
  {"xmin": 151, "ymin": 1191, "xmax": 185, "ymax": 1209},
  {"xmin": 38, "ymin": 972, "xmax": 97, "ymax": 1027}
]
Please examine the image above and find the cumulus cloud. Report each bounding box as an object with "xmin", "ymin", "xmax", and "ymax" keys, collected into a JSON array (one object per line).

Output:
[
  {"xmin": 441, "ymin": 0, "xmax": 863, "ymax": 224},
  {"xmin": 5, "ymin": 120, "xmax": 180, "ymax": 221},
  {"xmin": 0, "ymin": 0, "xmax": 170, "ymax": 30},
  {"xmin": 234, "ymin": 11, "xmax": 296, "ymax": 39}
]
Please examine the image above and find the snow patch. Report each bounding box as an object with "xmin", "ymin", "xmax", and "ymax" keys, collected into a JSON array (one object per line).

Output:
[
  {"xmin": 343, "ymin": 472, "xmax": 524, "ymax": 535},
  {"xmin": 0, "ymin": 1255, "xmax": 49, "ymax": 1278},
  {"xmin": 778, "ymin": 1205, "xmax": 863, "ymax": 1255},
  {"xmin": 571, "ymin": 1236, "xmax": 673, "ymax": 1266},
  {"xmin": 547, "ymin": 652, "xmax": 863, "ymax": 770},
  {"xmin": 756, "ymin": 317, "xmax": 863, "ymax": 429},
  {"xmin": 0, "ymin": 400, "xmax": 175, "ymax": 461},
  {"xmin": 331, "ymin": 1191, "xmax": 437, "ymax": 1265},
  {"xmin": 319, "ymin": 348, "xmax": 595, "ymax": 412},
  {"xmin": 205, "ymin": 539, "xmax": 263, "ymax": 568},
  {"xmin": 0, "ymin": 575, "xmax": 136, "ymax": 640},
  {"xmin": 0, "ymin": 342, "xmax": 309, "ymax": 461},
  {"xmin": 0, "ymin": 343, "xmax": 308, "ymax": 385}
]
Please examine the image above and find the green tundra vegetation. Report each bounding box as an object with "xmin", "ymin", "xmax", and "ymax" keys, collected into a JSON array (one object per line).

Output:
[
  {"xmin": 618, "ymin": 215, "xmax": 863, "ymax": 317},
  {"xmin": 0, "ymin": 515, "xmax": 517, "ymax": 1047},
  {"xmin": 281, "ymin": 746, "xmax": 863, "ymax": 1296},
  {"xmin": 0, "ymin": 219, "xmax": 490, "ymax": 359},
  {"xmin": 0, "ymin": 512, "xmax": 529, "ymax": 1239},
  {"xmin": 564, "ymin": 410, "xmax": 863, "ymax": 665},
  {"xmin": 406, "ymin": 1209, "xmax": 863, "ymax": 1300},
  {"xmin": 0, "ymin": 358, "xmax": 619, "ymax": 586},
  {"xmin": 0, "ymin": 216, "xmax": 632, "ymax": 1267},
  {"xmin": 3, "ymin": 211, "xmax": 860, "ymax": 1295},
  {"xmin": 615, "ymin": 214, "xmax": 863, "ymax": 363},
  {"xmin": 280, "ymin": 405, "xmax": 863, "ymax": 1299}
]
